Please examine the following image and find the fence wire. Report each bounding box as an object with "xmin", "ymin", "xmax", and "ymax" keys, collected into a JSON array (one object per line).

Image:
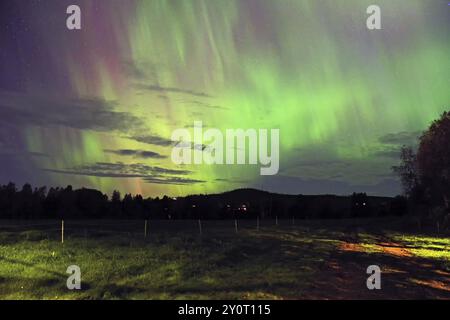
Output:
[{"xmin": 0, "ymin": 219, "xmax": 296, "ymax": 242}]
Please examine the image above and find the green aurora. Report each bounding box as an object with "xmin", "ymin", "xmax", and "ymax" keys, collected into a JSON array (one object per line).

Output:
[{"xmin": 0, "ymin": 0, "xmax": 449, "ymax": 197}]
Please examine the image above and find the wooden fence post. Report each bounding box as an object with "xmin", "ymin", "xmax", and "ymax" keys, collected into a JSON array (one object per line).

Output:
[
  {"xmin": 61, "ymin": 220, "xmax": 64, "ymax": 244},
  {"xmin": 198, "ymin": 219, "xmax": 202, "ymax": 235},
  {"xmin": 144, "ymin": 219, "xmax": 148, "ymax": 238}
]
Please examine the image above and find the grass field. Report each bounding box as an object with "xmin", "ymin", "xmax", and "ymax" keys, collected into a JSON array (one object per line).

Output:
[{"xmin": 0, "ymin": 218, "xmax": 449, "ymax": 299}]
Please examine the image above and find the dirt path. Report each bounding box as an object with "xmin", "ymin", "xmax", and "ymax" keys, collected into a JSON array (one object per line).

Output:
[{"xmin": 301, "ymin": 231, "xmax": 450, "ymax": 299}]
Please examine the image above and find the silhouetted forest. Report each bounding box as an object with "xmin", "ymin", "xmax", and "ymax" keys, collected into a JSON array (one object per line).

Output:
[{"xmin": 0, "ymin": 182, "xmax": 408, "ymax": 220}]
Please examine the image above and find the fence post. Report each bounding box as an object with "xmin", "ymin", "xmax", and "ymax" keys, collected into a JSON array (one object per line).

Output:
[
  {"xmin": 198, "ymin": 219, "xmax": 202, "ymax": 235},
  {"xmin": 144, "ymin": 219, "xmax": 148, "ymax": 238},
  {"xmin": 61, "ymin": 220, "xmax": 64, "ymax": 244},
  {"xmin": 235, "ymin": 219, "xmax": 238, "ymax": 233}
]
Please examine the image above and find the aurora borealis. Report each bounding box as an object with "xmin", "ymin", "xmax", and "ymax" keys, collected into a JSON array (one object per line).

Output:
[{"xmin": 0, "ymin": 0, "xmax": 449, "ymax": 197}]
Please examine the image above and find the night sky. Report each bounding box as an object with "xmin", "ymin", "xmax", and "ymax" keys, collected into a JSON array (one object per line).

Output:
[{"xmin": 0, "ymin": 0, "xmax": 449, "ymax": 197}]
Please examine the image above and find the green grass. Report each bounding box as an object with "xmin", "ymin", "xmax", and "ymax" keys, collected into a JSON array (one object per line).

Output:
[
  {"xmin": 1, "ymin": 219, "xmax": 448, "ymax": 300},
  {"xmin": 391, "ymin": 234, "xmax": 450, "ymax": 262},
  {"xmin": 0, "ymin": 223, "xmax": 340, "ymax": 299}
]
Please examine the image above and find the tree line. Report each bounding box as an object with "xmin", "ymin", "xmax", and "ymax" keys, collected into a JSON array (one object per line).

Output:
[{"xmin": 0, "ymin": 181, "xmax": 406, "ymax": 220}]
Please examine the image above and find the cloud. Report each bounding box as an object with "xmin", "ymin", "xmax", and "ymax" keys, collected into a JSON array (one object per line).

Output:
[
  {"xmin": 122, "ymin": 61, "xmax": 149, "ymax": 81},
  {"xmin": 143, "ymin": 177, "xmax": 205, "ymax": 185},
  {"xmin": 252, "ymin": 175, "xmax": 401, "ymax": 197},
  {"xmin": 371, "ymin": 131, "xmax": 421, "ymax": 159},
  {"xmin": 65, "ymin": 162, "xmax": 191, "ymax": 176},
  {"xmin": 186, "ymin": 100, "xmax": 228, "ymax": 110},
  {"xmin": 128, "ymin": 133, "xmax": 211, "ymax": 152},
  {"xmin": 0, "ymin": 91, "xmax": 144, "ymax": 132},
  {"xmin": 174, "ymin": 141, "xmax": 212, "ymax": 152},
  {"xmin": 371, "ymin": 147, "xmax": 402, "ymax": 159},
  {"xmin": 42, "ymin": 162, "xmax": 203, "ymax": 185},
  {"xmin": 134, "ymin": 84, "xmax": 211, "ymax": 98},
  {"xmin": 286, "ymin": 159, "xmax": 351, "ymax": 168},
  {"xmin": 215, "ymin": 178, "xmax": 251, "ymax": 184},
  {"xmin": 0, "ymin": 150, "xmax": 48, "ymax": 158},
  {"xmin": 378, "ymin": 131, "xmax": 421, "ymax": 146},
  {"xmin": 129, "ymin": 134, "xmax": 174, "ymax": 146},
  {"xmin": 43, "ymin": 168, "xmax": 145, "ymax": 178},
  {"xmin": 282, "ymin": 145, "xmax": 402, "ymax": 188},
  {"xmin": 121, "ymin": 60, "xmax": 157, "ymax": 82},
  {"xmin": 104, "ymin": 149, "xmax": 167, "ymax": 159}
]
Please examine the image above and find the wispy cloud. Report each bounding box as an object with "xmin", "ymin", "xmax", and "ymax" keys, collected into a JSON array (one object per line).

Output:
[
  {"xmin": 215, "ymin": 178, "xmax": 251, "ymax": 184},
  {"xmin": 378, "ymin": 131, "xmax": 421, "ymax": 146},
  {"xmin": 186, "ymin": 100, "xmax": 228, "ymax": 110},
  {"xmin": 0, "ymin": 91, "xmax": 143, "ymax": 132},
  {"xmin": 104, "ymin": 149, "xmax": 167, "ymax": 159},
  {"xmin": 0, "ymin": 150, "xmax": 48, "ymax": 158},
  {"xmin": 42, "ymin": 162, "xmax": 203, "ymax": 185},
  {"xmin": 143, "ymin": 177, "xmax": 205, "ymax": 185},
  {"xmin": 135, "ymin": 84, "xmax": 212, "ymax": 98},
  {"xmin": 371, "ymin": 147, "xmax": 402, "ymax": 159},
  {"xmin": 129, "ymin": 134, "xmax": 174, "ymax": 147}
]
